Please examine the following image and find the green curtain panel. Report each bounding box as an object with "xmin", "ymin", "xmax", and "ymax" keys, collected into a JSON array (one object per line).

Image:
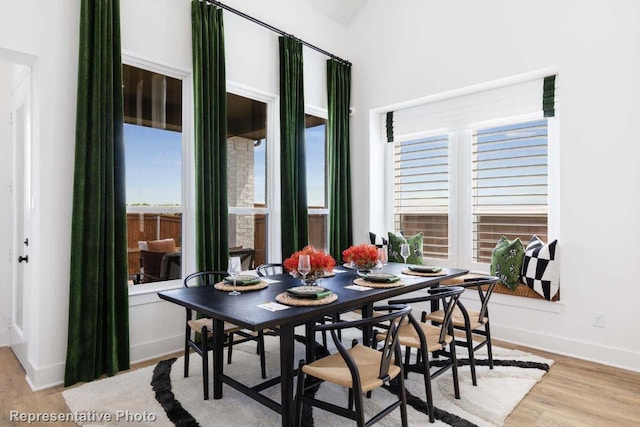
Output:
[
  {"xmin": 327, "ymin": 59, "xmax": 353, "ymax": 260},
  {"xmin": 279, "ymin": 36, "xmax": 309, "ymax": 259},
  {"xmin": 543, "ymin": 75, "xmax": 556, "ymax": 118},
  {"xmin": 65, "ymin": 0, "xmax": 130, "ymax": 386},
  {"xmin": 192, "ymin": 1, "xmax": 229, "ymax": 272}
]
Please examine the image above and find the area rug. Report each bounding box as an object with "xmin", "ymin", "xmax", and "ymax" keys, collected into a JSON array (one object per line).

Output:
[{"xmin": 63, "ymin": 334, "xmax": 553, "ymax": 427}]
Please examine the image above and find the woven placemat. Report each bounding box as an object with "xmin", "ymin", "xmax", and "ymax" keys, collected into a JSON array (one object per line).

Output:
[
  {"xmin": 401, "ymin": 268, "xmax": 447, "ymax": 277},
  {"xmin": 275, "ymin": 292, "xmax": 338, "ymax": 306},
  {"xmin": 214, "ymin": 281, "xmax": 268, "ymax": 292},
  {"xmin": 353, "ymin": 277, "xmax": 405, "ymax": 288}
]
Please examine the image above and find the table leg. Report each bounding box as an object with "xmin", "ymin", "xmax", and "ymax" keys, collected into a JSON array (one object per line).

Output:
[
  {"xmin": 304, "ymin": 322, "xmax": 315, "ymax": 363},
  {"xmin": 361, "ymin": 303, "xmax": 373, "ymax": 345},
  {"xmin": 279, "ymin": 324, "xmax": 295, "ymax": 427},
  {"xmin": 213, "ymin": 318, "xmax": 224, "ymax": 399}
]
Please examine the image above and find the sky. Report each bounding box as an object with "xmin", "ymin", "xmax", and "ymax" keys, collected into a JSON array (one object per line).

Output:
[{"xmin": 125, "ymin": 122, "xmax": 326, "ymax": 207}]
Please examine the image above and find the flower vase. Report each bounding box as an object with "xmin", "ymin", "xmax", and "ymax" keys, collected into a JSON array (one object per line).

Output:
[{"xmin": 303, "ymin": 270, "xmax": 324, "ymax": 286}]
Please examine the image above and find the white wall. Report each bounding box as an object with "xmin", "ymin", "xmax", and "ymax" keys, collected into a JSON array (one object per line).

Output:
[
  {"xmin": 0, "ymin": 0, "xmax": 348, "ymax": 389},
  {"xmin": 0, "ymin": 61, "xmax": 12, "ymax": 347},
  {"xmin": 347, "ymin": 0, "xmax": 640, "ymax": 371}
]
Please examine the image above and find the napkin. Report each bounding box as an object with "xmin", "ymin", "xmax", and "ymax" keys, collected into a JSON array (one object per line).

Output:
[{"xmin": 224, "ymin": 276, "xmax": 261, "ymax": 286}]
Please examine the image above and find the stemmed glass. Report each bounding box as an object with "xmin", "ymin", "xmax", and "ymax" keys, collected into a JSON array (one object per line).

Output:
[
  {"xmin": 228, "ymin": 256, "xmax": 242, "ymax": 296},
  {"xmin": 377, "ymin": 246, "xmax": 388, "ymax": 270},
  {"xmin": 400, "ymin": 243, "xmax": 410, "ymax": 267},
  {"xmin": 297, "ymin": 254, "xmax": 311, "ymax": 285}
]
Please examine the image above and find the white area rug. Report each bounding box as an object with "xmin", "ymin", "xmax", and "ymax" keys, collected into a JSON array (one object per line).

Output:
[{"xmin": 63, "ymin": 332, "xmax": 553, "ymax": 427}]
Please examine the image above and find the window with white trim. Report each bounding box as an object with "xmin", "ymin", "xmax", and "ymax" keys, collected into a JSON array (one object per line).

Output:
[{"xmin": 386, "ymin": 72, "xmax": 557, "ymax": 271}]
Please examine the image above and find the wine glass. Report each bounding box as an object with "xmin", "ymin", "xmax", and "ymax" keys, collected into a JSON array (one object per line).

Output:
[
  {"xmin": 400, "ymin": 243, "xmax": 410, "ymax": 267},
  {"xmin": 297, "ymin": 254, "xmax": 311, "ymax": 284},
  {"xmin": 377, "ymin": 246, "xmax": 388, "ymax": 268},
  {"xmin": 228, "ymin": 256, "xmax": 242, "ymax": 296}
]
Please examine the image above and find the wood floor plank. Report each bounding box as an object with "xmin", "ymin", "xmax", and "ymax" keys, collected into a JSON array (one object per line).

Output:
[{"xmin": 1, "ymin": 342, "xmax": 639, "ymax": 426}]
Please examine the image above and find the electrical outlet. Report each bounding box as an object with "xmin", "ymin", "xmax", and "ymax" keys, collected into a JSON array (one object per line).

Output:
[{"xmin": 592, "ymin": 312, "xmax": 606, "ymax": 328}]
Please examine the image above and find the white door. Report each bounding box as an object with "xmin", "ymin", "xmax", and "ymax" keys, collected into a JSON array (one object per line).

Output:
[{"xmin": 9, "ymin": 67, "xmax": 31, "ymax": 369}]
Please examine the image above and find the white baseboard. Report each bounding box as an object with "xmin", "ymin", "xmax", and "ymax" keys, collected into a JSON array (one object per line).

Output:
[
  {"xmin": 0, "ymin": 329, "xmax": 9, "ymax": 347},
  {"xmin": 492, "ymin": 323, "xmax": 640, "ymax": 373},
  {"xmin": 23, "ymin": 334, "xmax": 183, "ymax": 391},
  {"xmin": 130, "ymin": 334, "xmax": 183, "ymax": 365}
]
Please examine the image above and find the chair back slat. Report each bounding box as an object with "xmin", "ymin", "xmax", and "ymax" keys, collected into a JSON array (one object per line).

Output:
[
  {"xmin": 256, "ymin": 263, "xmax": 284, "ymax": 277},
  {"xmin": 457, "ymin": 277, "xmax": 499, "ymax": 323},
  {"xmin": 183, "ymin": 271, "xmax": 228, "ymax": 288},
  {"xmin": 390, "ymin": 286, "xmax": 465, "ymax": 348}
]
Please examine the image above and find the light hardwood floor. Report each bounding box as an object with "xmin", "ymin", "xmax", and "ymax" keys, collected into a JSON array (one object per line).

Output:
[{"xmin": 1, "ymin": 341, "xmax": 639, "ymax": 426}]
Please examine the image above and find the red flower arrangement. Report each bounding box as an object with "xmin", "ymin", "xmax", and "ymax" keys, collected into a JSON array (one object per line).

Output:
[
  {"xmin": 342, "ymin": 244, "xmax": 379, "ymax": 269},
  {"xmin": 283, "ymin": 246, "xmax": 336, "ymax": 278}
]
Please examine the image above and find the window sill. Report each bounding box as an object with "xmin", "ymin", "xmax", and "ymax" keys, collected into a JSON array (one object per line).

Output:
[{"xmin": 128, "ymin": 279, "xmax": 182, "ymax": 307}]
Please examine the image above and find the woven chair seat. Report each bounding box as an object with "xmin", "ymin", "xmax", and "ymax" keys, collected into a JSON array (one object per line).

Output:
[
  {"xmin": 302, "ymin": 344, "xmax": 401, "ymax": 393},
  {"xmin": 393, "ymin": 322, "xmax": 453, "ymax": 353},
  {"xmin": 187, "ymin": 318, "xmax": 243, "ymax": 335},
  {"xmin": 427, "ymin": 306, "xmax": 487, "ymax": 330}
]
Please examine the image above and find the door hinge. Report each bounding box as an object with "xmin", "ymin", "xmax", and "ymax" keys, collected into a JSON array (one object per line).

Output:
[{"xmin": 9, "ymin": 111, "xmax": 12, "ymax": 126}]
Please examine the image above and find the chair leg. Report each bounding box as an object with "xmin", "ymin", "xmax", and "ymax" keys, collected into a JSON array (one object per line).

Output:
[
  {"xmin": 184, "ymin": 327, "xmax": 190, "ymax": 378},
  {"xmin": 294, "ymin": 362, "xmax": 306, "ymax": 427},
  {"xmin": 201, "ymin": 327, "xmax": 209, "ymax": 400},
  {"xmin": 404, "ymin": 347, "xmax": 411, "ymax": 379},
  {"xmin": 465, "ymin": 323, "xmax": 478, "ymax": 386},
  {"xmin": 395, "ymin": 373, "xmax": 409, "ymax": 427},
  {"xmin": 258, "ymin": 331, "xmax": 266, "ymax": 379},
  {"xmin": 449, "ymin": 339, "xmax": 460, "ymax": 400},
  {"xmin": 485, "ymin": 323, "xmax": 494, "ymax": 370},
  {"xmin": 421, "ymin": 347, "xmax": 435, "ymax": 423},
  {"xmin": 353, "ymin": 387, "xmax": 366, "ymax": 427},
  {"xmin": 227, "ymin": 332, "xmax": 233, "ymax": 364}
]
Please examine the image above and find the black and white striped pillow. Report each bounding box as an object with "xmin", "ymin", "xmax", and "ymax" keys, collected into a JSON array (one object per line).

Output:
[
  {"xmin": 369, "ymin": 231, "xmax": 388, "ymax": 248},
  {"xmin": 521, "ymin": 235, "xmax": 559, "ymax": 300}
]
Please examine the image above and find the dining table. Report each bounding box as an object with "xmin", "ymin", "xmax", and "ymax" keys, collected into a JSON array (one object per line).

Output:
[{"xmin": 157, "ymin": 262, "xmax": 468, "ymax": 427}]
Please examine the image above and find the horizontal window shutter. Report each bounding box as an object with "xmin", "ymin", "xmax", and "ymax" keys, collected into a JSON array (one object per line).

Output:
[
  {"xmin": 472, "ymin": 120, "xmax": 549, "ymax": 263},
  {"xmin": 394, "ymin": 135, "xmax": 449, "ymax": 259}
]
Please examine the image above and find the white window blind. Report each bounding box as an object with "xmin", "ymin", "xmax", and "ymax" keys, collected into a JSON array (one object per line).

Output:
[
  {"xmin": 394, "ymin": 135, "xmax": 449, "ymax": 259},
  {"xmin": 472, "ymin": 119, "xmax": 549, "ymax": 263},
  {"xmin": 386, "ymin": 75, "xmax": 556, "ymax": 143}
]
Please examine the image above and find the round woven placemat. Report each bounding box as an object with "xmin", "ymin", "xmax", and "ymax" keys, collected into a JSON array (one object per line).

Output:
[
  {"xmin": 275, "ymin": 292, "xmax": 338, "ymax": 306},
  {"xmin": 401, "ymin": 268, "xmax": 447, "ymax": 277},
  {"xmin": 214, "ymin": 281, "xmax": 268, "ymax": 292},
  {"xmin": 353, "ymin": 277, "xmax": 405, "ymax": 288}
]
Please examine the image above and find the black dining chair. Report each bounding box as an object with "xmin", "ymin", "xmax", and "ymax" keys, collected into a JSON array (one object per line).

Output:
[
  {"xmin": 378, "ymin": 286, "xmax": 465, "ymax": 423},
  {"xmin": 294, "ymin": 304, "xmax": 412, "ymax": 427},
  {"xmin": 183, "ymin": 271, "xmax": 267, "ymax": 400},
  {"xmin": 426, "ymin": 276, "xmax": 499, "ymax": 386},
  {"xmin": 256, "ymin": 263, "xmax": 285, "ymax": 277}
]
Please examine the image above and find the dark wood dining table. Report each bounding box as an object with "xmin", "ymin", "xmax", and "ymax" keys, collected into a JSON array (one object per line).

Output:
[{"xmin": 157, "ymin": 262, "xmax": 468, "ymax": 427}]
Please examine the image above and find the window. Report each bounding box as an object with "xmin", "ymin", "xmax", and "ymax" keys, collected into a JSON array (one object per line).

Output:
[
  {"xmin": 123, "ymin": 63, "xmax": 183, "ymax": 284},
  {"xmin": 227, "ymin": 92, "xmax": 269, "ymax": 268},
  {"xmin": 472, "ymin": 120, "xmax": 549, "ymax": 263},
  {"xmin": 386, "ymin": 72, "xmax": 557, "ymax": 271},
  {"xmin": 394, "ymin": 134, "xmax": 449, "ymax": 259},
  {"xmin": 305, "ymin": 114, "xmax": 328, "ymax": 251}
]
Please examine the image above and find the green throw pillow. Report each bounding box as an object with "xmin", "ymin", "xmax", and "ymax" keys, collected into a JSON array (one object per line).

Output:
[
  {"xmin": 490, "ymin": 236, "xmax": 525, "ymax": 290},
  {"xmin": 387, "ymin": 232, "xmax": 424, "ymax": 265}
]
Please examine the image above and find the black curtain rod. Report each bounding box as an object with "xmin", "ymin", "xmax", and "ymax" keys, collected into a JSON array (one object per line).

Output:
[{"xmin": 209, "ymin": 0, "xmax": 351, "ymax": 66}]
